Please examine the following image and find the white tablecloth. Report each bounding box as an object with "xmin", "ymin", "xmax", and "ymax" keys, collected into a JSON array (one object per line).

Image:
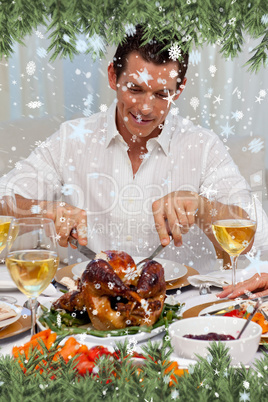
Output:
[{"xmin": 0, "ymin": 265, "xmax": 265, "ymax": 367}]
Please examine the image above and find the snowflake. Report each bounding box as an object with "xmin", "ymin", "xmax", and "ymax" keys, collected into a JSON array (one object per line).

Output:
[
  {"xmin": 190, "ymin": 97, "xmax": 200, "ymax": 110},
  {"xmin": 136, "ymin": 68, "xmax": 153, "ymax": 86},
  {"xmin": 208, "ymin": 65, "xmax": 217, "ymax": 76},
  {"xmin": 35, "ymin": 30, "xmax": 44, "ymax": 39},
  {"xmin": 169, "ymin": 69, "xmax": 178, "ymax": 78},
  {"xmin": 170, "ymin": 107, "xmax": 179, "ymax": 115},
  {"xmin": 171, "ymin": 389, "xmax": 179, "ymax": 399},
  {"xmin": 69, "ymin": 120, "xmax": 93, "ymax": 143},
  {"xmin": 35, "ymin": 139, "xmax": 51, "ymax": 148},
  {"xmin": 124, "ymin": 267, "xmax": 139, "ymax": 281},
  {"xmin": 229, "ymin": 17, "xmax": 236, "ymax": 25},
  {"xmin": 61, "ymin": 184, "xmax": 74, "ymax": 196},
  {"xmin": 87, "ymin": 33, "xmax": 106, "ymax": 57},
  {"xmin": 76, "ymin": 39, "xmax": 88, "ymax": 53},
  {"xmin": 27, "ymin": 101, "xmax": 43, "ymax": 109},
  {"xmin": 57, "ymin": 314, "xmax": 61, "ymax": 328},
  {"xmin": 231, "ymin": 110, "xmax": 244, "ymax": 121},
  {"xmin": 99, "ymin": 104, "xmax": 108, "ymax": 112},
  {"xmin": 78, "ymin": 333, "xmax": 87, "ymax": 343},
  {"xmin": 168, "ymin": 43, "xmax": 181, "ymax": 61},
  {"xmin": 54, "ymin": 233, "xmax": 61, "ymax": 241},
  {"xmin": 244, "ymin": 250, "xmax": 268, "ymax": 276},
  {"xmin": 210, "ymin": 208, "xmax": 218, "ymax": 217},
  {"xmin": 248, "ymin": 138, "xmax": 264, "ymax": 153},
  {"xmin": 94, "ymin": 283, "xmax": 101, "ymax": 289},
  {"xmin": 163, "ymin": 90, "xmax": 177, "ymax": 107},
  {"xmin": 199, "ymin": 184, "xmax": 218, "ymax": 199},
  {"xmin": 92, "ymin": 309, "xmax": 98, "ymax": 315},
  {"xmin": 63, "ymin": 34, "xmax": 70, "ymax": 43},
  {"xmin": 37, "ymin": 47, "xmax": 47, "ymax": 58},
  {"xmin": 124, "ymin": 23, "xmax": 136, "ymax": 36},
  {"xmin": 261, "ymin": 14, "xmax": 268, "ymax": 25},
  {"xmin": 239, "ymin": 391, "xmax": 250, "ymax": 402},
  {"xmin": 108, "ymin": 282, "xmax": 114, "ymax": 290},
  {"xmin": 15, "ymin": 162, "xmax": 22, "ymax": 170},
  {"xmin": 31, "ymin": 205, "xmax": 41, "ymax": 214},
  {"xmin": 60, "ymin": 217, "xmax": 66, "ymax": 223},
  {"xmin": 189, "ymin": 50, "xmax": 201, "ymax": 66},
  {"xmin": 259, "ymin": 89, "xmax": 267, "ymax": 98},
  {"xmin": 213, "ymin": 95, "xmax": 223, "ymax": 104},
  {"xmin": 220, "ymin": 122, "xmax": 235, "ymax": 138},
  {"xmin": 26, "ymin": 61, "xmax": 36, "ymax": 76}
]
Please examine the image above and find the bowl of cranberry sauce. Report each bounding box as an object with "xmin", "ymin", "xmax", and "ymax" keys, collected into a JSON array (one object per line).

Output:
[{"xmin": 170, "ymin": 316, "xmax": 262, "ymax": 365}]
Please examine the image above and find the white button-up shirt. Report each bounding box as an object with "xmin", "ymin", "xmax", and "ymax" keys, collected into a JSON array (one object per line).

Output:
[{"xmin": 2, "ymin": 101, "xmax": 268, "ymax": 272}]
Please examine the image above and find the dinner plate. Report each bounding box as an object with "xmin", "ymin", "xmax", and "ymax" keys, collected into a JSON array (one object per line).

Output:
[
  {"xmin": 0, "ymin": 306, "xmax": 31, "ymax": 340},
  {"xmin": 55, "ymin": 264, "xmax": 198, "ymax": 290},
  {"xmin": 0, "ymin": 302, "xmax": 22, "ymax": 328},
  {"xmin": 37, "ymin": 300, "xmax": 165, "ymax": 346},
  {"xmin": 71, "ymin": 257, "xmax": 188, "ymax": 283}
]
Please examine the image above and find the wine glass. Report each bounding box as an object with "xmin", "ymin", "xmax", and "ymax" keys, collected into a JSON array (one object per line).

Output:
[
  {"xmin": 211, "ymin": 189, "xmax": 257, "ymax": 288},
  {"xmin": 6, "ymin": 217, "xmax": 59, "ymax": 336},
  {"xmin": 0, "ymin": 186, "xmax": 18, "ymax": 303}
]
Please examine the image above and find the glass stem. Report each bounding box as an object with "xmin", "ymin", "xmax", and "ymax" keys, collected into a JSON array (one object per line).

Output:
[
  {"xmin": 29, "ymin": 297, "xmax": 37, "ymax": 337},
  {"xmin": 230, "ymin": 255, "xmax": 238, "ymax": 288}
]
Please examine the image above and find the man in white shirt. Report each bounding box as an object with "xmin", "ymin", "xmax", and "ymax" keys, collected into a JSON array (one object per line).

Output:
[{"xmin": 1, "ymin": 25, "xmax": 267, "ymax": 272}]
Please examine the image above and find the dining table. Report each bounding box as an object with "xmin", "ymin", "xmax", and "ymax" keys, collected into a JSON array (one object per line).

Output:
[{"xmin": 0, "ymin": 261, "xmax": 267, "ymax": 368}]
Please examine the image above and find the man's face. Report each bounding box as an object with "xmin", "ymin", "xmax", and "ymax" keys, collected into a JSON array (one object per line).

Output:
[{"xmin": 108, "ymin": 51, "xmax": 185, "ymax": 142}]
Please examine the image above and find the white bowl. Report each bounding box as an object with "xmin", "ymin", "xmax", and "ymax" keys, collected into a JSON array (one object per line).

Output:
[{"xmin": 170, "ymin": 316, "xmax": 262, "ymax": 365}]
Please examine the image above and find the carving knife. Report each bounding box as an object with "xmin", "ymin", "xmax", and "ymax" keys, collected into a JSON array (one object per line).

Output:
[{"xmin": 69, "ymin": 236, "xmax": 96, "ymax": 260}]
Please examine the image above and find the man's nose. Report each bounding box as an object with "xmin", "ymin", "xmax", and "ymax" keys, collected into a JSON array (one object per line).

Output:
[{"xmin": 141, "ymin": 94, "xmax": 154, "ymax": 114}]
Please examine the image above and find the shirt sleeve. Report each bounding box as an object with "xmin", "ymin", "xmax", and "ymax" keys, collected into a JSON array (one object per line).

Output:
[{"xmin": 0, "ymin": 129, "xmax": 65, "ymax": 202}]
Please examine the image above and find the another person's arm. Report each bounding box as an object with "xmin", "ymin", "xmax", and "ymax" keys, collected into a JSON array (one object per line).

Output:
[{"xmin": 217, "ymin": 273, "xmax": 268, "ymax": 299}]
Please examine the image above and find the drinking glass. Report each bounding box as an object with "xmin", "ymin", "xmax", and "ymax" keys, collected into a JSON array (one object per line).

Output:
[
  {"xmin": 211, "ymin": 189, "xmax": 257, "ymax": 288},
  {"xmin": 0, "ymin": 186, "xmax": 18, "ymax": 303},
  {"xmin": 6, "ymin": 218, "xmax": 59, "ymax": 336}
]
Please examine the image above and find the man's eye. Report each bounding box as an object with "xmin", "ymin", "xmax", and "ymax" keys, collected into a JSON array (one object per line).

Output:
[
  {"xmin": 156, "ymin": 93, "xmax": 167, "ymax": 98},
  {"xmin": 129, "ymin": 87, "xmax": 142, "ymax": 93}
]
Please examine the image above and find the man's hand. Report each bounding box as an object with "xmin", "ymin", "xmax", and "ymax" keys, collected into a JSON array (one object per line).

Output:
[
  {"xmin": 217, "ymin": 273, "xmax": 268, "ymax": 299},
  {"xmin": 40, "ymin": 201, "xmax": 87, "ymax": 248},
  {"xmin": 152, "ymin": 191, "xmax": 199, "ymax": 246}
]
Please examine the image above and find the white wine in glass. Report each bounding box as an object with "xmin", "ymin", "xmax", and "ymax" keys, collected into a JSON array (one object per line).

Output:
[
  {"xmin": 6, "ymin": 218, "xmax": 59, "ymax": 336},
  {"xmin": 0, "ymin": 186, "xmax": 18, "ymax": 304},
  {"xmin": 211, "ymin": 190, "xmax": 257, "ymax": 287}
]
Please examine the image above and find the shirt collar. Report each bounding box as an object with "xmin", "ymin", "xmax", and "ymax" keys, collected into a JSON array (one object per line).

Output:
[
  {"xmin": 105, "ymin": 101, "xmax": 122, "ymax": 148},
  {"xmin": 147, "ymin": 113, "xmax": 173, "ymax": 156},
  {"xmin": 105, "ymin": 102, "xmax": 173, "ymax": 155}
]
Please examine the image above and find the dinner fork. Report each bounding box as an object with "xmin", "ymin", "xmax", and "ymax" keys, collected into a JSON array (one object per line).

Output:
[
  {"xmin": 261, "ymin": 308, "xmax": 268, "ymax": 322},
  {"xmin": 136, "ymin": 242, "xmax": 168, "ymax": 268}
]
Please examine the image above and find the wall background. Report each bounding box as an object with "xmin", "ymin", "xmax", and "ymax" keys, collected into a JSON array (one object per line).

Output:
[{"xmin": 0, "ymin": 29, "xmax": 267, "ymax": 208}]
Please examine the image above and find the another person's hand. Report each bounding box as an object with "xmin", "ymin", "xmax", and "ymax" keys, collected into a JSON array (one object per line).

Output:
[
  {"xmin": 40, "ymin": 201, "xmax": 87, "ymax": 248},
  {"xmin": 217, "ymin": 273, "xmax": 268, "ymax": 299},
  {"xmin": 152, "ymin": 190, "xmax": 199, "ymax": 247}
]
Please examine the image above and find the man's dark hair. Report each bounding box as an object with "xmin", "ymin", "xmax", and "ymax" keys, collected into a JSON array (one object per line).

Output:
[{"xmin": 113, "ymin": 25, "xmax": 189, "ymax": 89}]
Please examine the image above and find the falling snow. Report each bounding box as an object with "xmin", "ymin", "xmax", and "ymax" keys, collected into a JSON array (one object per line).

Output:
[
  {"xmin": 26, "ymin": 61, "xmax": 36, "ymax": 75},
  {"xmin": 248, "ymin": 138, "xmax": 264, "ymax": 153},
  {"xmin": 190, "ymin": 97, "xmax": 200, "ymax": 110},
  {"xmin": 168, "ymin": 43, "xmax": 181, "ymax": 61}
]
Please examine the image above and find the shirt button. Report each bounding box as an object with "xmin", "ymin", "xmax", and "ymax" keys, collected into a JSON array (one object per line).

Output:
[{"xmin": 126, "ymin": 235, "xmax": 132, "ymax": 241}]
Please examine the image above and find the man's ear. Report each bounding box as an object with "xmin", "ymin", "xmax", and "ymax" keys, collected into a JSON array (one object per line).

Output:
[
  {"xmin": 108, "ymin": 62, "xmax": 117, "ymax": 91},
  {"xmin": 175, "ymin": 77, "xmax": 187, "ymax": 100}
]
